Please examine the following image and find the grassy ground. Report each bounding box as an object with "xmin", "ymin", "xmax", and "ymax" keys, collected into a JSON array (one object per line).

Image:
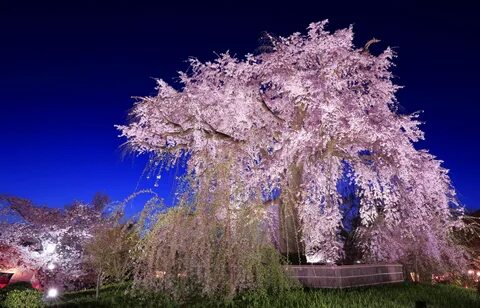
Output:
[{"xmin": 46, "ymin": 282, "xmax": 480, "ymax": 308}]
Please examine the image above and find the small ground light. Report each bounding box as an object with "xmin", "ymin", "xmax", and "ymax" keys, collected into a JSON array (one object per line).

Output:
[
  {"xmin": 47, "ymin": 288, "xmax": 58, "ymax": 298},
  {"xmin": 155, "ymin": 270, "xmax": 166, "ymax": 278},
  {"xmin": 47, "ymin": 263, "xmax": 55, "ymax": 270}
]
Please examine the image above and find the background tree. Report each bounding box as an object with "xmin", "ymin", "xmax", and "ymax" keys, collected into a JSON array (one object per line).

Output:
[
  {"xmin": 0, "ymin": 194, "xmax": 114, "ymax": 290},
  {"xmin": 91, "ymin": 192, "xmax": 110, "ymax": 212},
  {"xmin": 117, "ymin": 21, "xmax": 467, "ymax": 272},
  {"xmin": 85, "ymin": 224, "xmax": 138, "ymax": 299}
]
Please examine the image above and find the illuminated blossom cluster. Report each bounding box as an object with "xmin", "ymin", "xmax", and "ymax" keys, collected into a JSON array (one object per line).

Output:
[{"xmin": 117, "ymin": 21, "xmax": 465, "ymax": 267}]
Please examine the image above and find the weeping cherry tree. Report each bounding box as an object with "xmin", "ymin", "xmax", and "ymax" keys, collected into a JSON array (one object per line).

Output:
[{"xmin": 117, "ymin": 21, "xmax": 466, "ymax": 272}]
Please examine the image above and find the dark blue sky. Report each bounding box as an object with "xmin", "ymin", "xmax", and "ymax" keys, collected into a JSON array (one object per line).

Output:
[{"xmin": 1, "ymin": 1, "xmax": 479, "ymax": 211}]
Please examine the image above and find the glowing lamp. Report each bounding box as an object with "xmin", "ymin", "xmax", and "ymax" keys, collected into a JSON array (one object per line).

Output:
[
  {"xmin": 47, "ymin": 288, "xmax": 58, "ymax": 298},
  {"xmin": 47, "ymin": 263, "xmax": 55, "ymax": 270},
  {"xmin": 468, "ymin": 270, "xmax": 474, "ymax": 275}
]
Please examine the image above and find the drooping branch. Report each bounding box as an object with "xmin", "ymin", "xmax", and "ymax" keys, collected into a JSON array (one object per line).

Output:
[{"xmin": 362, "ymin": 38, "xmax": 381, "ymax": 54}]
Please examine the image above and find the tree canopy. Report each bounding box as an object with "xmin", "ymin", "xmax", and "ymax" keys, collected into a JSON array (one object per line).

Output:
[{"xmin": 117, "ymin": 21, "xmax": 465, "ymax": 269}]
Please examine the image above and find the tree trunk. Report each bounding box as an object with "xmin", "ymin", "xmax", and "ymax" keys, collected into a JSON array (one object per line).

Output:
[
  {"xmin": 279, "ymin": 161, "xmax": 305, "ymax": 264},
  {"xmin": 95, "ymin": 271, "xmax": 103, "ymax": 300},
  {"xmin": 278, "ymin": 102, "xmax": 307, "ymax": 264}
]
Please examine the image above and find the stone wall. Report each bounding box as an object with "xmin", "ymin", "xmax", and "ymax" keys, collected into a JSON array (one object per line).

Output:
[{"xmin": 286, "ymin": 264, "xmax": 404, "ymax": 288}]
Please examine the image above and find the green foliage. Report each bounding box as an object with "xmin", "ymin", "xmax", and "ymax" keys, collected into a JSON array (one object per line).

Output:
[
  {"xmin": 1, "ymin": 282, "xmax": 34, "ymax": 293},
  {"xmin": 0, "ymin": 282, "xmax": 34, "ymax": 303},
  {"xmin": 49, "ymin": 282, "xmax": 480, "ymax": 307},
  {"xmin": 246, "ymin": 246, "xmax": 301, "ymax": 296},
  {"xmin": 85, "ymin": 224, "xmax": 139, "ymax": 283},
  {"xmin": 54, "ymin": 283, "xmax": 175, "ymax": 307},
  {"xmin": 2, "ymin": 289, "xmax": 43, "ymax": 308},
  {"xmin": 134, "ymin": 201, "xmax": 296, "ymax": 302},
  {"xmin": 233, "ymin": 283, "xmax": 480, "ymax": 308},
  {"xmin": 132, "ymin": 164, "xmax": 297, "ymax": 302}
]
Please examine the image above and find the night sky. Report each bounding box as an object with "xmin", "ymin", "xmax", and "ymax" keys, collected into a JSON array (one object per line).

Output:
[{"xmin": 1, "ymin": 1, "xmax": 479, "ymax": 212}]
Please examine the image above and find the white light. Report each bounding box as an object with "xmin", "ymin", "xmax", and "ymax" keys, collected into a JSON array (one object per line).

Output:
[
  {"xmin": 47, "ymin": 288, "xmax": 58, "ymax": 298},
  {"xmin": 468, "ymin": 270, "xmax": 474, "ymax": 275},
  {"xmin": 476, "ymin": 271, "xmax": 480, "ymax": 277},
  {"xmin": 47, "ymin": 263, "xmax": 55, "ymax": 270},
  {"xmin": 45, "ymin": 244, "xmax": 56, "ymax": 254},
  {"xmin": 155, "ymin": 270, "xmax": 166, "ymax": 278}
]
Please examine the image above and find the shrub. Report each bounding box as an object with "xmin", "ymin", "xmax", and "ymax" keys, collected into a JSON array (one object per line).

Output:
[
  {"xmin": 86, "ymin": 225, "xmax": 139, "ymax": 283},
  {"xmin": 85, "ymin": 223, "xmax": 139, "ymax": 299},
  {"xmin": 0, "ymin": 282, "xmax": 35, "ymax": 303},
  {"xmin": 3, "ymin": 289, "xmax": 43, "ymax": 308},
  {"xmin": 1, "ymin": 282, "xmax": 34, "ymax": 293}
]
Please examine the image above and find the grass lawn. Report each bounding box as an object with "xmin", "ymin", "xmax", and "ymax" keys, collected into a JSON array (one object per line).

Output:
[{"xmin": 46, "ymin": 282, "xmax": 480, "ymax": 308}]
